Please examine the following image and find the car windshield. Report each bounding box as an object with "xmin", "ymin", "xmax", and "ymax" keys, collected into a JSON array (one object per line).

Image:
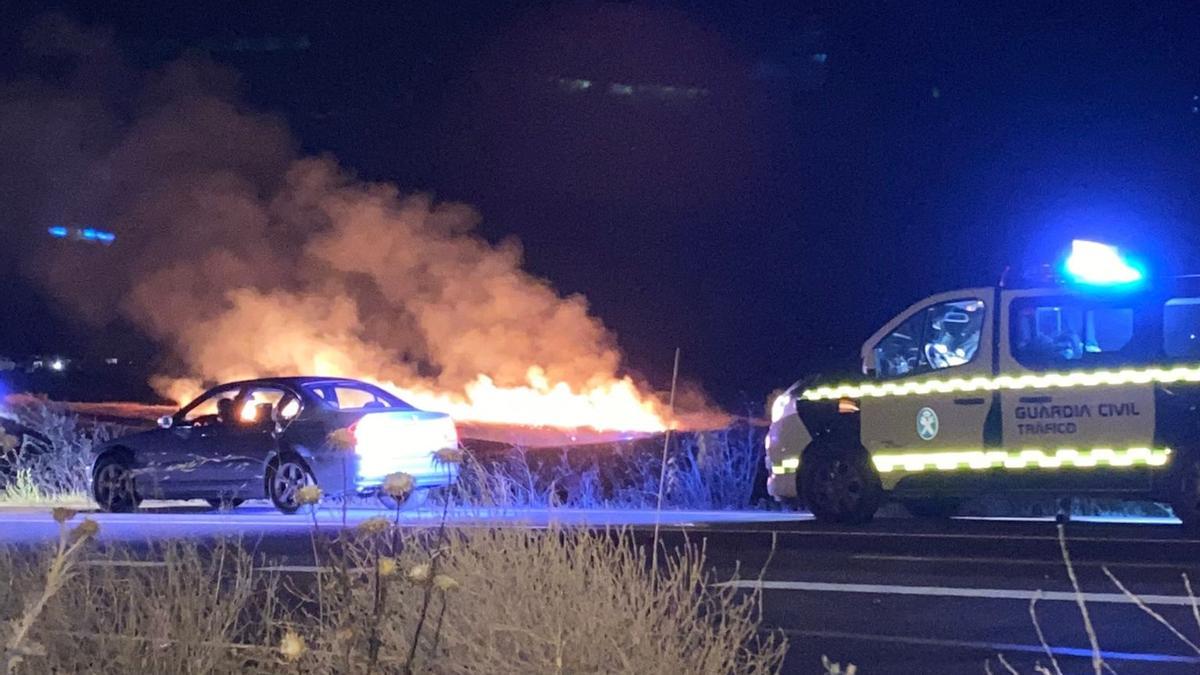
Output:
[{"xmin": 302, "ymin": 382, "xmax": 412, "ymax": 411}]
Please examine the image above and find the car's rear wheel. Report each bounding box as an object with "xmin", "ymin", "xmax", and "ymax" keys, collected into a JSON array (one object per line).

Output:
[
  {"xmin": 802, "ymin": 447, "xmax": 882, "ymax": 524},
  {"xmin": 206, "ymin": 497, "xmax": 245, "ymax": 511},
  {"xmin": 1169, "ymin": 452, "xmax": 1200, "ymax": 530},
  {"xmin": 902, "ymin": 498, "xmax": 961, "ymax": 519},
  {"xmin": 268, "ymin": 457, "xmax": 316, "ymax": 515},
  {"xmin": 93, "ymin": 455, "xmax": 140, "ymax": 513}
]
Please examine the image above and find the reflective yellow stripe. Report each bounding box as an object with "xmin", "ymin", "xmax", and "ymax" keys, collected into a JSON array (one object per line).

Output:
[
  {"xmin": 871, "ymin": 447, "xmax": 1171, "ymax": 473},
  {"xmin": 800, "ymin": 366, "xmax": 1200, "ymax": 401},
  {"xmin": 772, "ymin": 457, "xmax": 801, "ymax": 474}
]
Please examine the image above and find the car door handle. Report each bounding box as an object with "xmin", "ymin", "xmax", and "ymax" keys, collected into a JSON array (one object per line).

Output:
[
  {"xmin": 953, "ymin": 397, "xmax": 986, "ymax": 406},
  {"xmin": 1019, "ymin": 396, "xmax": 1052, "ymax": 404}
]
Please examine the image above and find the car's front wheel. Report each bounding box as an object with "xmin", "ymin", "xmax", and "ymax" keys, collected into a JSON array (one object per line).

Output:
[
  {"xmin": 801, "ymin": 446, "xmax": 882, "ymax": 525},
  {"xmin": 93, "ymin": 455, "xmax": 140, "ymax": 513},
  {"xmin": 268, "ymin": 457, "xmax": 316, "ymax": 515}
]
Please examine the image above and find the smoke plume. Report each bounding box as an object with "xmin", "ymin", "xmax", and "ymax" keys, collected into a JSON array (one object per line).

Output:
[{"xmin": 1, "ymin": 15, "xmax": 691, "ymax": 430}]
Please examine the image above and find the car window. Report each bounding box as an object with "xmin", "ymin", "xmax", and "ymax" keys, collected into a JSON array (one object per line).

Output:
[
  {"xmin": 1011, "ymin": 299, "xmax": 1135, "ymax": 367},
  {"xmin": 181, "ymin": 386, "xmax": 242, "ymax": 425},
  {"xmin": 303, "ymin": 382, "xmax": 411, "ymax": 411},
  {"xmin": 238, "ymin": 387, "xmax": 291, "ymax": 426},
  {"xmin": 873, "ymin": 299, "xmax": 985, "ymax": 379}
]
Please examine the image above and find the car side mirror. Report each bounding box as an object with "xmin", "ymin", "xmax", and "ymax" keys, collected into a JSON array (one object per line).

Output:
[{"xmin": 157, "ymin": 415, "xmax": 174, "ymax": 430}]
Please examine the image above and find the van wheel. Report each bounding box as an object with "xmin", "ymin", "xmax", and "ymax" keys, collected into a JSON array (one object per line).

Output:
[
  {"xmin": 903, "ymin": 498, "xmax": 960, "ymax": 519},
  {"xmin": 1169, "ymin": 453, "xmax": 1200, "ymax": 530},
  {"xmin": 802, "ymin": 447, "xmax": 882, "ymax": 524}
]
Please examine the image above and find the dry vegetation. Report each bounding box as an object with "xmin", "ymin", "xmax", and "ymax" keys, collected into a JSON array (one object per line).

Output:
[
  {"xmin": 0, "ymin": 510, "xmax": 786, "ymax": 674},
  {"xmin": 0, "ymin": 399, "xmax": 110, "ymax": 507},
  {"xmin": 456, "ymin": 422, "xmax": 765, "ymax": 511}
]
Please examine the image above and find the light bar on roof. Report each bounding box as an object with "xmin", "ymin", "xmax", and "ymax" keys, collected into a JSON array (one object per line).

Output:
[{"xmin": 1064, "ymin": 239, "xmax": 1143, "ymax": 286}]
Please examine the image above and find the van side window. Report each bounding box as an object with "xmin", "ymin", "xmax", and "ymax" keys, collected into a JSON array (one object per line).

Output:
[
  {"xmin": 1164, "ymin": 298, "xmax": 1200, "ymax": 359},
  {"xmin": 874, "ymin": 299, "xmax": 986, "ymax": 379},
  {"xmin": 1011, "ymin": 300, "xmax": 1134, "ymax": 367}
]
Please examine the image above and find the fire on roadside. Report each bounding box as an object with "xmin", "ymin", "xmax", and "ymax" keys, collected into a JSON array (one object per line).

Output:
[{"xmin": 157, "ymin": 365, "xmax": 675, "ymax": 433}]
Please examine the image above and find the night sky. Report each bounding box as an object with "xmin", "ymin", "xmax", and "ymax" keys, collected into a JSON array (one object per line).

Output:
[{"xmin": 4, "ymin": 1, "xmax": 1200, "ymax": 411}]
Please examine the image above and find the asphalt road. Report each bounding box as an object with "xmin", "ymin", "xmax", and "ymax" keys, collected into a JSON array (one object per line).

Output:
[{"xmin": 3, "ymin": 504, "xmax": 1199, "ymax": 674}]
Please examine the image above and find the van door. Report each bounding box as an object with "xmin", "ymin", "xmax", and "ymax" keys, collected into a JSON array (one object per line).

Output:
[
  {"xmin": 860, "ymin": 291, "xmax": 995, "ymax": 464},
  {"xmin": 999, "ymin": 290, "xmax": 1157, "ymax": 467}
]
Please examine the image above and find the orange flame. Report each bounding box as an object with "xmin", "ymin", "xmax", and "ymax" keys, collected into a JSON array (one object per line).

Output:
[{"xmin": 157, "ymin": 366, "xmax": 670, "ymax": 432}]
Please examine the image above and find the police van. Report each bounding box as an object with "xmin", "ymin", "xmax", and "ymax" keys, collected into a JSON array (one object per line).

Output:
[{"xmin": 766, "ymin": 241, "xmax": 1200, "ymax": 526}]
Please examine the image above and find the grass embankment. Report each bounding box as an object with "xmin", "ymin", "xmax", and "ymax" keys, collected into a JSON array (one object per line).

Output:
[{"xmin": 0, "ymin": 506, "xmax": 787, "ymax": 674}]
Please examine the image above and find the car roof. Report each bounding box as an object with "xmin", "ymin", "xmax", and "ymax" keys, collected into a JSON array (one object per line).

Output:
[{"xmin": 220, "ymin": 376, "xmax": 375, "ymax": 390}]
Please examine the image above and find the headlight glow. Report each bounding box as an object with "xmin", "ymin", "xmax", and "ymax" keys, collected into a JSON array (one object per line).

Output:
[{"xmin": 770, "ymin": 394, "xmax": 791, "ymax": 423}]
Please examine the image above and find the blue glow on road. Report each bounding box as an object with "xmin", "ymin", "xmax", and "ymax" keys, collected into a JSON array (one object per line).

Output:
[
  {"xmin": 0, "ymin": 504, "xmax": 812, "ymax": 543},
  {"xmin": 47, "ymin": 225, "xmax": 68, "ymax": 238}
]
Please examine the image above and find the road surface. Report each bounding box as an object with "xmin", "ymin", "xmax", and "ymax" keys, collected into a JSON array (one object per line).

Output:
[{"xmin": 2, "ymin": 504, "xmax": 1198, "ymax": 673}]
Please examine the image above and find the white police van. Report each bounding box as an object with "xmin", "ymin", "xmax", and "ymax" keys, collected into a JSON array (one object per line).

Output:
[{"xmin": 766, "ymin": 241, "xmax": 1200, "ymax": 526}]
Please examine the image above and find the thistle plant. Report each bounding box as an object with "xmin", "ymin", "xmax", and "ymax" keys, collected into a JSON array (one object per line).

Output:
[{"xmin": 2, "ymin": 512, "xmax": 99, "ymax": 673}]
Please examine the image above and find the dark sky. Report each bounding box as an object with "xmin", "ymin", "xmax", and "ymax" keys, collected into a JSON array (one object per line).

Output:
[{"xmin": 4, "ymin": 1, "xmax": 1200, "ymax": 410}]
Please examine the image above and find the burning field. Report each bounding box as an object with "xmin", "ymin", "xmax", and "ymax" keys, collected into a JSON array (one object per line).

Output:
[{"xmin": 1, "ymin": 16, "xmax": 721, "ymax": 437}]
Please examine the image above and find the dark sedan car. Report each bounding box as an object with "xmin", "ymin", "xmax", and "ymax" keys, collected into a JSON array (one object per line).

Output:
[{"xmin": 91, "ymin": 377, "xmax": 459, "ymax": 513}]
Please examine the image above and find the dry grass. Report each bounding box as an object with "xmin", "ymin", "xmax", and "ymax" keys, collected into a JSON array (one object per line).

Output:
[
  {"xmin": 456, "ymin": 423, "xmax": 764, "ymax": 511},
  {"xmin": 0, "ymin": 399, "xmax": 114, "ymax": 506},
  {"xmin": 0, "ymin": 468, "xmax": 94, "ymax": 507},
  {"xmin": 0, "ymin": 513, "xmax": 786, "ymax": 674}
]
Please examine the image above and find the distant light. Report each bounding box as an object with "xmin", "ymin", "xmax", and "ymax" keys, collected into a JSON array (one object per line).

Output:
[
  {"xmin": 49, "ymin": 359, "xmax": 65, "ymax": 372},
  {"xmin": 46, "ymin": 225, "xmax": 116, "ymax": 245},
  {"xmin": 1064, "ymin": 240, "xmax": 1144, "ymax": 286}
]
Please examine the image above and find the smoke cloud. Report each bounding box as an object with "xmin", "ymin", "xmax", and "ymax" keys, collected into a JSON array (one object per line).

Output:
[{"xmin": 1, "ymin": 15, "xmax": 696, "ymax": 430}]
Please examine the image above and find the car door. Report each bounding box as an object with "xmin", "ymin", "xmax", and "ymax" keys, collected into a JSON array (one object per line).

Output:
[
  {"xmin": 150, "ymin": 384, "xmax": 245, "ymax": 496},
  {"xmin": 860, "ymin": 290, "xmax": 995, "ymax": 468},
  {"xmin": 999, "ymin": 290, "xmax": 1158, "ymax": 470},
  {"xmin": 186, "ymin": 385, "xmax": 293, "ymax": 496}
]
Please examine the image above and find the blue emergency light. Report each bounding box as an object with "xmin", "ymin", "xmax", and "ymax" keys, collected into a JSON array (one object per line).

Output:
[
  {"xmin": 1063, "ymin": 239, "xmax": 1145, "ymax": 287},
  {"xmin": 46, "ymin": 225, "xmax": 116, "ymax": 245}
]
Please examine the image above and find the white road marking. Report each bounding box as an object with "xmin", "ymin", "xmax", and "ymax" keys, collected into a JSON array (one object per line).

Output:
[
  {"xmin": 728, "ymin": 580, "xmax": 1200, "ymax": 606},
  {"xmin": 852, "ymin": 553, "xmax": 1200, "ymax": 570},
  {"xmin": 686, "ymin": 526, "xmax": 1200, "ymax": 545},
  {"xmin": 787, "ymin": 628, "xmax": 1200, "ymax": 665},
  {"xmin": 80, "ymin": 559, "xmax": 167, "ymax": 568},
  {"xmin": 254, "ymin": 565, "xmax": 367, "ymax": 573}
]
